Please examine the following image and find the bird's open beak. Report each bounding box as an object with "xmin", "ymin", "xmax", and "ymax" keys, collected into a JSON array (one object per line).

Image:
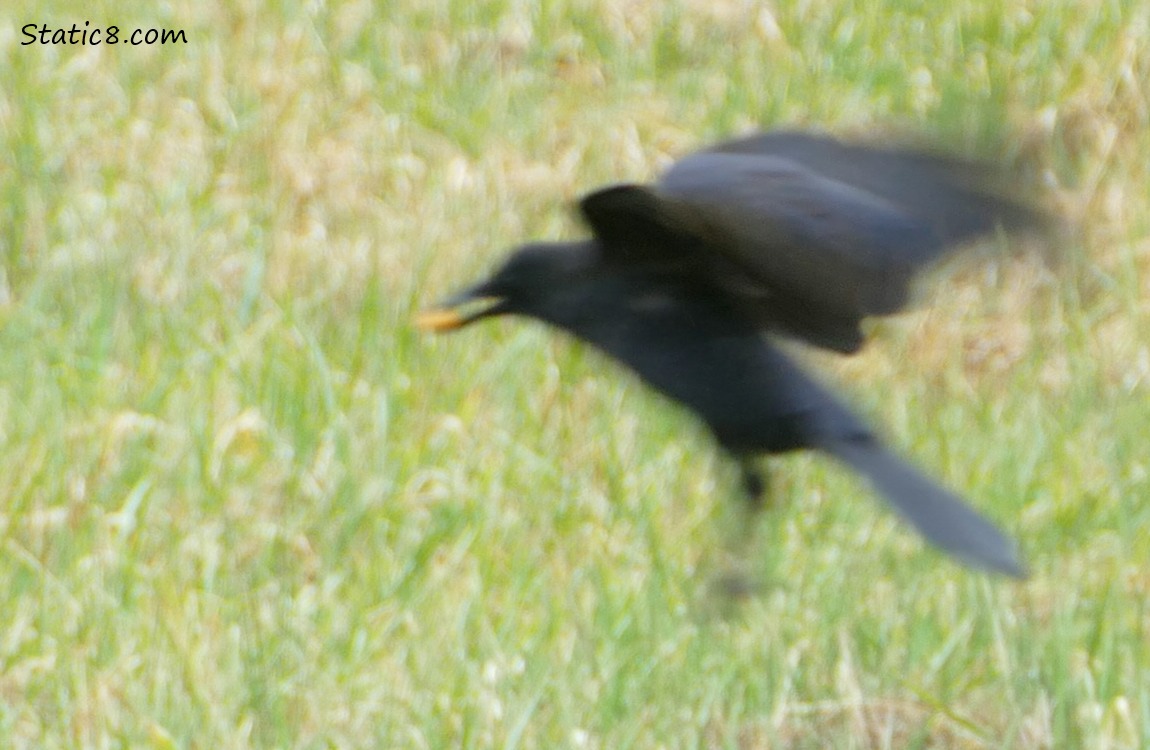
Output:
[{"xmin": 414, "ymin": 285, "xmax": 507, "ymax": 332}]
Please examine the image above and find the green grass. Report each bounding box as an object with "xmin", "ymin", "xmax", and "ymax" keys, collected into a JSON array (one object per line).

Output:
[{"xmin": 1, "ymin": 0, "xmax": 1149, "ymax": 747}]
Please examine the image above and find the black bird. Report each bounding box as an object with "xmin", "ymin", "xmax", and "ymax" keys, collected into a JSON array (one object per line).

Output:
[{"xmin": 418, "ymin": 130, "xmax": 1046, "ymax": 577}]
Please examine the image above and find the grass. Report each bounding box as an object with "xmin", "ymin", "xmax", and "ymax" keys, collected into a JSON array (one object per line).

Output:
[{"xmin": 1, "ymin": 0, "xmax": 1148, "ymax": 747}]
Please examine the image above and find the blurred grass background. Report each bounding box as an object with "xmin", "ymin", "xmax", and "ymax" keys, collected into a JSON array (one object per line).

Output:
[{"xmin": 1, "ymin": 0, "xmax": 1148, "ymax": 747}]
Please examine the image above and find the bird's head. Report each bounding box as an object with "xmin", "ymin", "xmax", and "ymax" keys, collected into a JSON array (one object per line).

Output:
[{"xmin": 416, "ymin": 241, "xmax": 597, "ymax": 332}]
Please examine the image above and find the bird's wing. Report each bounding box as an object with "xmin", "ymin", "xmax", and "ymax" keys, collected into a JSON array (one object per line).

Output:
[
  {"xmin": 578, "ymin": 158, "xmax": 934, "ymax": 352},
  {"xmin": 579, "ymin": 132, "xmax": 1046, "ymax": 353},
  {"xmin": 578, "ymin": 183, "xmax": 704, "ymax": 263},
  {"xmin": 701, "ymin": 130, "xmax": 1046, "ymax": 247},
  {"xmin": 579, "ymin": 170, "xmax": 920, "ymax": 352},
  {"xmin": 658, "ymin": 151, "xmax": 935, "ymax": 317}
]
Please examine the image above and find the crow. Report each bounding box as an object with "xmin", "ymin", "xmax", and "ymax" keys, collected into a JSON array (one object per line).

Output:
[{"xmin": 418, "ymin": 130, "xmax": 1047, "ymax": 577}]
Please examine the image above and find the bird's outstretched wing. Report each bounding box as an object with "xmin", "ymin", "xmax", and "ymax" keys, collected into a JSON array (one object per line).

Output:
[
  {"xmin": 579, "ymin": 131, "xmax": 1046, "ymax": 353},
  {"xmin": 703, "ymin": 130, "xmax": 1044, "ymax": 245}
]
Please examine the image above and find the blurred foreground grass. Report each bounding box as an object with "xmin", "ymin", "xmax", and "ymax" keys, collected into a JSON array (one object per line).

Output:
[{"xmin": 1, "ymin": 0, "xmax": 1149, "ymax": 747}]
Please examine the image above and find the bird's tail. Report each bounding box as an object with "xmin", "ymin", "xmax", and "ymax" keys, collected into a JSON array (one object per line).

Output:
[{"xmin": 824, "ymin": 438, "xmax": 1027, "ymax": 577}]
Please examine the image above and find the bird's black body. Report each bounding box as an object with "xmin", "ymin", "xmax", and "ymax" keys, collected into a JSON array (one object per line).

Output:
[
  {"xmin": 507, "ymin": 243, "xmax": 867, "ymax": 455},
  {"xmin": 420, "ymin": 130, "xmax": 1047, "ymax": 577}
]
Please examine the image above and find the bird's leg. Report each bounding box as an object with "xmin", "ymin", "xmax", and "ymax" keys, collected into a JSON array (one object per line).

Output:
[
  {"xmin": 739, "ymin": 457, "xmax": 769, "ymax": 512},
  {"xmin": 708, "ymin": 456, "xmax": 771, "ymax": 603},
  {"xmin": 731, "ymin": 456, "xmax": 770, "ymax": 556}
]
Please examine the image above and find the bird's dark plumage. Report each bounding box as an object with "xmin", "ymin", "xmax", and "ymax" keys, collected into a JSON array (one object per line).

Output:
[{"xmin": 419, "ymin": 130, "xmax": 1047, "ymax": 577}]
